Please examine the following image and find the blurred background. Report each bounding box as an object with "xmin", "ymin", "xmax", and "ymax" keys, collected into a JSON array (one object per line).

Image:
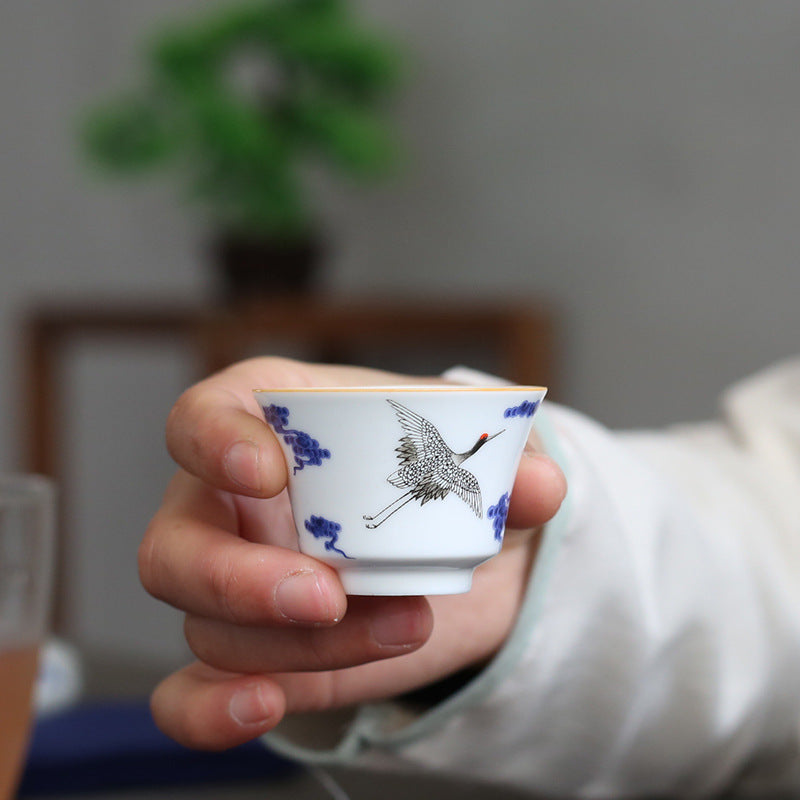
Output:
[{"xmin": 3, "ymin": 0, "xmax": 800, "ymax": 793}]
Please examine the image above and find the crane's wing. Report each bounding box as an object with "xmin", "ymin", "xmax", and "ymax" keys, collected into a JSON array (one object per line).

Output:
[
  {"xmin": 425, "ymin": 466, "xmax": 483, "ymax": 518},
  {"xmin": 387, "ymin": 400, "xmax": 449, "ymax": 464}
]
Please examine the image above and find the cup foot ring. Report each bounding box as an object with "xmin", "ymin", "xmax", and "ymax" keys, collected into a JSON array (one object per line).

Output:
[{"xmin": 337, "ymin": 566, "xmax": 474, "ymax": 596}]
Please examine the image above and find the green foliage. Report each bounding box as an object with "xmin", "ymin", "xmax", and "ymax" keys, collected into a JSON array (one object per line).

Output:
[{"xmin": 81, "ymin": 0, "xmax": 402, "ymax": 239}]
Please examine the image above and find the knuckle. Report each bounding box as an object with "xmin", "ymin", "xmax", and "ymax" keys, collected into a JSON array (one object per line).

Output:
[
  {"xmin": 304, "ymin": 632, "xmax": 329, "ymax": 671},
  {"xmin": 317, "ymin": 670, "xmax": 345, "ymax": 710},
  {"xmin": 204, "ymin": 551, "xmax": 244, "ymax": 624},
  {"xmin": 182, "ymin": 616, "xmax": 216, "ymax": 667},
  {"xmin": 168, "ymin": 385, "xmax": 199, "ymax": 428},
  {"xmin": 182, "ymin": 617, "xmax": 247, "ymax": 674},
  {"xmin": 302, "ymin": 629, "xmax": 344, "ymax": 672},
  {"xmin": 138, "ymin": 519, "xmax": 166, "ymax": 600},
  {"xmin": 233, "ymin": 356, "xmax": 310, "ymax": 390},
  {"xmin": 166, "ymin": 387, "xmax": 206, "ymax": 460},
  {"xmin": 294, "ymin": 671, "xmax": 338, "ymax": 713}
]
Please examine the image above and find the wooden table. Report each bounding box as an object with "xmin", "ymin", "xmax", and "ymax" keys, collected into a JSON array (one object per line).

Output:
[{"xmin": 21, "ymin": 296, "xmax": 556, "ymax": 631}]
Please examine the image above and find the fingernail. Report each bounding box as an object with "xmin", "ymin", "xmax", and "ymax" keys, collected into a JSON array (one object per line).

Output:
[
  {"xmin": 225, "ymin": 441, "xmax": 262, "ymax": 493},
  {"xmin": 230, "ymin": 684, "xmax": 271, "ymax": 726},
  {"xmin": 370, "ymin": 607, "xmax": 426, "ymax": 648},
  {"xmin": 275, "ymin": 570, "xmax": 337, "ymax": 624}
]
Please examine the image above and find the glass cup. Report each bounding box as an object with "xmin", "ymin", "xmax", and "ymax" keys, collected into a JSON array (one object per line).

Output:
[{"xmin": 0, "ymin": 475, "xmax": 55, "ymax": 800}]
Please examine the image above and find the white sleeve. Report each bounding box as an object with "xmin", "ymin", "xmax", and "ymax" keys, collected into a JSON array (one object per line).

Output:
[{"xmin": 263, "ymin": 361, "xmax": 800, "ymax": 798}]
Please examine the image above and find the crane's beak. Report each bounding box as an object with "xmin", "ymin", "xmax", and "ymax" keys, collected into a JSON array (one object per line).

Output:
[{"xmin": 486, "ymin": 429, "xmax": 504, "ymax": 442}]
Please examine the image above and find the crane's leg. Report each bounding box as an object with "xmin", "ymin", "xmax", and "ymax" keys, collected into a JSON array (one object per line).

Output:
[{"xmin": 363, "ymin": 491, "xmax": 415, "ymax": 529}]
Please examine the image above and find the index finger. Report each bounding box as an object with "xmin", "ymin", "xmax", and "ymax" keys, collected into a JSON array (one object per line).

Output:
[{"xmin": 166, "ymin": 357, "xmax": 423, "ymax": 498}]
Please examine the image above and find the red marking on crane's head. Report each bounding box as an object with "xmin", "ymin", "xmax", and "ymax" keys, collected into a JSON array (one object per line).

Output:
[{"xmin": 480, "ymin": 433, "xmax": 489, "ymax": 440}]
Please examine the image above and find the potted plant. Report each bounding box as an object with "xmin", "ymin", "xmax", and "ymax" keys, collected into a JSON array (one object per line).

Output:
[{"xmin": 81, "ymin": 0, "xmax": 401, "ymax": 301}]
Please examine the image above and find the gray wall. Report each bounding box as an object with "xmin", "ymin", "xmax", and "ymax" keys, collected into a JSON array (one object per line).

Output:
[{"xmin": 3, "ymin": 1, "xmax": 800, "ymax": 665}]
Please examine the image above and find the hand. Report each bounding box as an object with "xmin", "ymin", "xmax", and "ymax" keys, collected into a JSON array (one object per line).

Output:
[{"xmin": 139, "ymin": 357, "xmax": 566, "ymax": 750}]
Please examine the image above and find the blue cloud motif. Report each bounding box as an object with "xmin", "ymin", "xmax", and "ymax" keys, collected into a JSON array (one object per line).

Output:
[
  {"xmin": 487, "ymin": 492, "xmax": 511, "ymax": 542},
  {"xmin": 504, "ymin": 399, "xmax": 540, "ymax": 419},
  {"xmin": 304, "ymin": 516, "xmax": 353, "ymax": 559},
  {"xmin": 262, "ymin": 404, "xmax": 331, "ymax": 474}
]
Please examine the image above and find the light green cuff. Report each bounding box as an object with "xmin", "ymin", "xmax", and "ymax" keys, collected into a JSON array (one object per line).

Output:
[{"xmin": 262, "ymin": 405, "xmax": 572, "ymax": 764}]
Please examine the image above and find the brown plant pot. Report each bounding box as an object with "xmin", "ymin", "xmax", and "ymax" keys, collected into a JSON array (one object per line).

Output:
[{"xmin": 213, "ymin": 233, "xmax": 322, "ymax": 303}]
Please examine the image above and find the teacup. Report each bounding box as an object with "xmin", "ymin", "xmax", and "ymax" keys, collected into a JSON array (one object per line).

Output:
[{"xmin": 254, "ymin": 385, "xmax": 546, "ymax": 595}]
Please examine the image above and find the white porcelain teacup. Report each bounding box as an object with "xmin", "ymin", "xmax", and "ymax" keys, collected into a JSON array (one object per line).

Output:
[{"xmin": 254, "ymin": 385, "xmax": 546, "ymax": 596}]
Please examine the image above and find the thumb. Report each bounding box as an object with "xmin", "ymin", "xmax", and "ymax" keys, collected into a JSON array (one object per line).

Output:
[{"xmin": 505, "ymin": 443, "xmax": 567, "ymax": 530}]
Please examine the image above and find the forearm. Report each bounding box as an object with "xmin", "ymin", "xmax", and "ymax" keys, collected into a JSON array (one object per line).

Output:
[{"xmin": 384, "ymin": 403, "xmax": 800, "ymax": 796}]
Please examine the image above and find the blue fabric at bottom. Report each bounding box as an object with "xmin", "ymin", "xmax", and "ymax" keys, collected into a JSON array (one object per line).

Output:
[{"xmin": 19, "ymin": 700, "xmax": 296, "ymax": 796}]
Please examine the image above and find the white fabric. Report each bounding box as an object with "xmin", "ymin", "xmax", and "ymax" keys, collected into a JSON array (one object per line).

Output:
[{"xmin": 265, "ymin": 359, "xmax": 800, "ymax": 798}]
